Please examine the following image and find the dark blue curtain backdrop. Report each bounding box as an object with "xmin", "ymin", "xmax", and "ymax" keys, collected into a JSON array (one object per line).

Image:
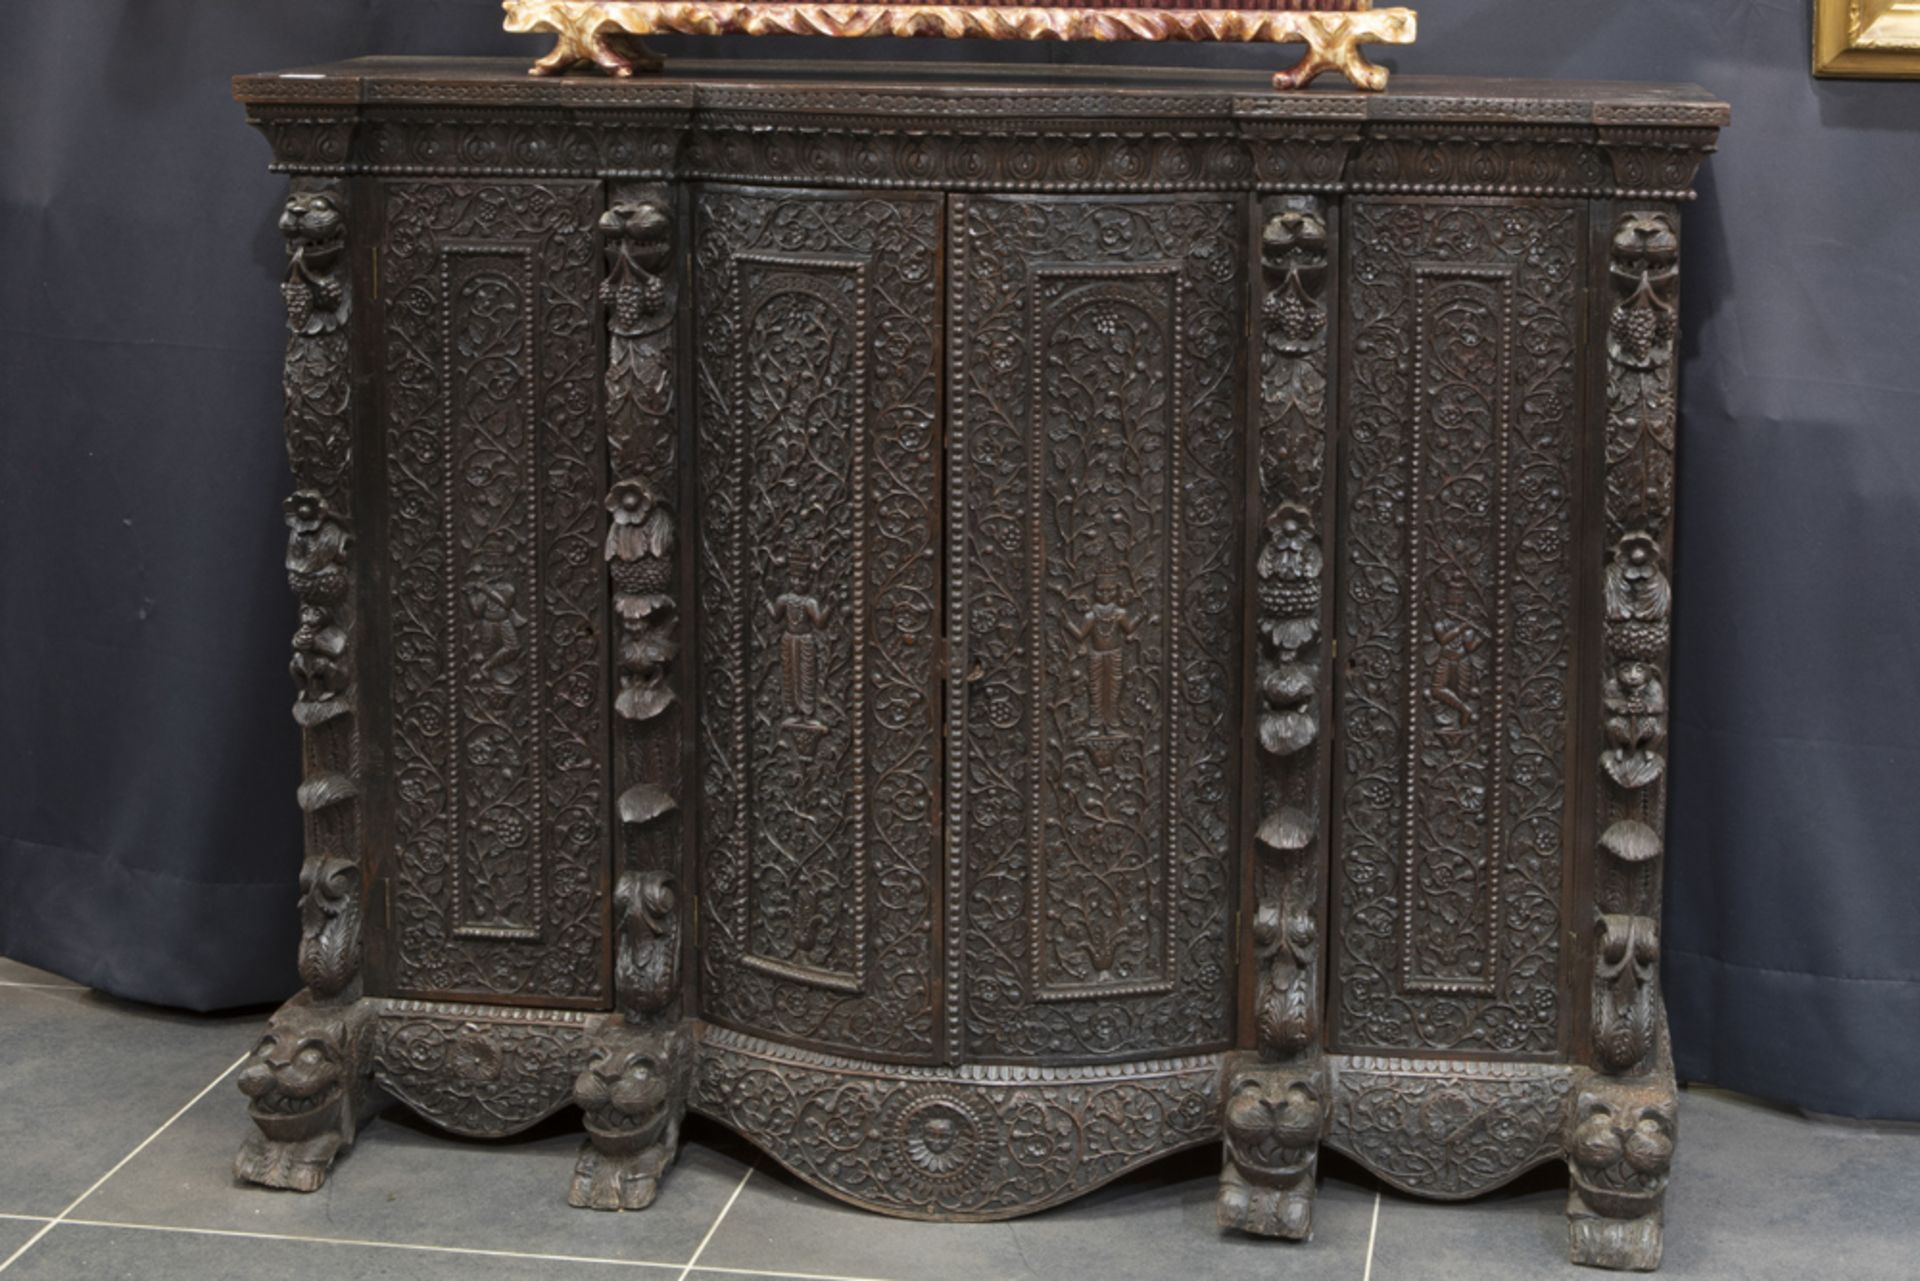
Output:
[{"xmin": 2, "ymin": 1, "xmax": 1916, "ymax": 1118}]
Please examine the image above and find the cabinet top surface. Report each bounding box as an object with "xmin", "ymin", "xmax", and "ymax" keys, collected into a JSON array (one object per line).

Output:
[{"xmin": 235, "ymin": 56, "xmax": 1728, "ymax": 128}]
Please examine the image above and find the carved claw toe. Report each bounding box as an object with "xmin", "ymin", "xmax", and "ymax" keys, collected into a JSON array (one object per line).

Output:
[
  {"xmin": 568, "ymin": 1137, "xmax": 670, "ymax": 1211},
  {"xmin": 1569, "ymin": 1195, "xmax": 1665, "ymax": 1272},
  {"xmin": 234, "ymin": 1132, "xmax": 341, "ymax": 1193},
  {"xmin": 1217, "ymin": 1164, "xmax": 1316, "ymax": 1240}
]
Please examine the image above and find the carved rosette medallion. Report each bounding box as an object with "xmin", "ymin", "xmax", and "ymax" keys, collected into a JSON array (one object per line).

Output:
[{"xmin": 881, "ymin": 1088, "xmax": 1002, "ymax": 1202}]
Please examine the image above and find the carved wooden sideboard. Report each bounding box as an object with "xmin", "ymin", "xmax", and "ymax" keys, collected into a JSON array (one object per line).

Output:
[{"xmin": 232, "ymin": 60, "xmax": 1725, "ymax": 1269}]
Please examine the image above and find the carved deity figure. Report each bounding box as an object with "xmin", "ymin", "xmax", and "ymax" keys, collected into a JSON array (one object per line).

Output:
[
  {"xmin": 771, "ymin": 589, "xmax": 831, "ymax": 732},
  {"xmin": 466, "ymin": 574, "xmax": 528, "ymax": 685},
  {"xmin": 1426, "ymin": 580, "xmax": 1484, "ymax": 740},
  {"xmin": 1065, "ymin": 572, "xmax": 1147, "ymax": 732}
]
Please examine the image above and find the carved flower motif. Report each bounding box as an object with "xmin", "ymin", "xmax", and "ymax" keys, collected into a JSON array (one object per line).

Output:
[
  {"xmin": 284, "ymin": 490, "xmax": 331, "ymax": 536},
  {"xmin": 605, "ymin": 481, "xmax": 673, "ymax": 563}
]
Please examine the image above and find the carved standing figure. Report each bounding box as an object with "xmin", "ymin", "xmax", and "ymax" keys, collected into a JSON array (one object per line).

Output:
[
  {"xmin": 1065, "ymin": 571, "xmax": 1147, "ymax": 732},
  {"xmin": 1427, "ymin": 582, "xmax": 1485, "ymax": 737},
  {"xmin": 772, "ymin": 588, "xmax": 831, "ymax": 732},
  {"xmin": 466, "ymin": 574, "xmax": 527, "ymax": 685}
]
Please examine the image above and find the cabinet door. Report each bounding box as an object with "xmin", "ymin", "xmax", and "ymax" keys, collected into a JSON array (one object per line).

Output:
[
  {"xmin": 1330, "ymin": 199, "xmax": 1585, "ymax": 1058},
  {"xmin": 693, "ymin": 187, "xmax": 945, "ymax": 1061},
  {"xmin": 371, "ymin": 180, "xmax": 612, "ymax": 1006},
  {"xmin": 948, "ymin": 195, "xmax": 1245, "ymax": 1062}
]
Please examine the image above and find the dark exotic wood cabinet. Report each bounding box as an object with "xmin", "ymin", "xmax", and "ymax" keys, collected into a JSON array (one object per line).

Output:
[{"xmin": 234, "ymin": 60, "xmax": 1725, "ymax": 1270}]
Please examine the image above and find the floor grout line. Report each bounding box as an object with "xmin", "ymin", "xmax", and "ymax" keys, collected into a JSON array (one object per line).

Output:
[
  {"xmin": 60, "ymin": 1217, "xmax": 910, "ymax": 1281},
  {"xmin": 59, "ymin": 1220, "xmax": 683, "ymax": 1271},
  {"xmin": 0, "ymin": 982, "xmax": 87, "ymax": 991},
  {"xmin": 0, "ymin": 1218, "xmax": 53, "ymax": 1226},
  {"xmin": 0, "ymin": 1051, "xmax": 249, "ymax": 1274},
  {"xmin": 677, "ymin": 1161, "xmax": 755, "ymax": 1281},
  {"xmin": 1361, "ymin": 1188, "xmax": 1381, "ymax": 1281},
  {"xmin": 690, "ymin": 1266, "xmax": 906, "ymax": 1281}
]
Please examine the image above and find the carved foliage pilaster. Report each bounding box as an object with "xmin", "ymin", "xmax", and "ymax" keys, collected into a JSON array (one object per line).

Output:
[
  {"xmin": 280, "ymin": 184, "xmax": 363, "ymax": 1003},
  {"xmin": 1224, "ymin": 194, "xmax": 1333, "ymax": 1241},
  {"xmin": 570, "ymin": 188, "xmax": 692, "ymax": 1214},
  {"xmin": 1571, "ymin": 208, "xmax": 1683, "ymax": 1268},
  {"xmin": 1592, "ymin": 210, "xmax": 1680, "ymax": 1076},
  {"xmin": 1251, "ymin": 195, "xmax": 1332, "ymax": 1063},
  {"xmin": 602, "ymin": 191, "xmax": 685, "ymax": 1024}
]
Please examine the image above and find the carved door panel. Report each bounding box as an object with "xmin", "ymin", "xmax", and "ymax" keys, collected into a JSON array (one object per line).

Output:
[
  {"xmin": 1330, "ymin": 199, "xmax": 1585, "ymax": 1059},
  {"xmin": 369, "ymin": 180, "xmax": 612, "ymax": 1007},
  {"xmin": 692, "ymin": 187, "xmax": 945, "ymax": 1062},
  {"xmin": 948, "ymin": 195, "xmax": 1245, "ymax": 1063}
]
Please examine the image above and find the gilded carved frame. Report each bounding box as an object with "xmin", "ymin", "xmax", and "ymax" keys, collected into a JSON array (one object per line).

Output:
[
  {"xmin": 503, "ymin": 0, "xmax": 1419, "ymax": 90},
  {"xmin": 1814, "ymin": 0, "xmax": 1920, "ymax": 77}
]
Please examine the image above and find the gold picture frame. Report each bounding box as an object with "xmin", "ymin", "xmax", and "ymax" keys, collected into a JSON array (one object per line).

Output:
[
  {"xmin": 1814, "ymin": 0, "xmax": 1920, "ymax": 77},
  {"xmin": 502, "ymin": 1, "xmax": 1419, "ymax": 91}
]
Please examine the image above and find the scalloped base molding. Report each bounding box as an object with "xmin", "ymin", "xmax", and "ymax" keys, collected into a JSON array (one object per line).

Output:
[
  {"xmin": 500, "ymin": 1, "xmax": 1419, "ymax": 90},
  {"xmin": 329, "ymin": 1000, "xmax": 1644, "ymax": 1221}
]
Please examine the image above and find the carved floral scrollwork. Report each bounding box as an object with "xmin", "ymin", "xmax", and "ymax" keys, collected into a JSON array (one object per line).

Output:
[
  {"xmin": 297, "ymin": 854, "xmax": 362, "ymax": 1000},
  {"xmin": 1252, "ymin": 899, "xmax": 1317, "ymax": 1058},
  {"xmin": 614, "ymin": 870, "xmax": 679, "ymax": 1016},
  {"xmin": 1593, "ymin": 914, "xmax": 1660, "ymax": 1076}
]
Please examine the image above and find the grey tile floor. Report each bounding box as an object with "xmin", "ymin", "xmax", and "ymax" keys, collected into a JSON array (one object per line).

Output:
[{"xmin": 2, "ymin": 955, "xmax": 1916, "ymax": 1280}]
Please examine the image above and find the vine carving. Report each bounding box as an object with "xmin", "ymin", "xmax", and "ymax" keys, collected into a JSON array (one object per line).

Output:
[
  {"xmin": 951, "ymin": 195, "xmax": 1239, "ymax": 1060},
  {"xmin": 694, "ymin": 190, "xmax": 942, "ymax": 1057},
  {"xmin": 1336, "ymin": 199, "xmax": 1578, "ymax": 1055},
  {"xmin": 381, "ymin": 180, "xmax": 607, "ymax": 1001},
  {"xmin": 693, "ymin": 1029, "xmax": 1220, "ymax": 1220}
]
